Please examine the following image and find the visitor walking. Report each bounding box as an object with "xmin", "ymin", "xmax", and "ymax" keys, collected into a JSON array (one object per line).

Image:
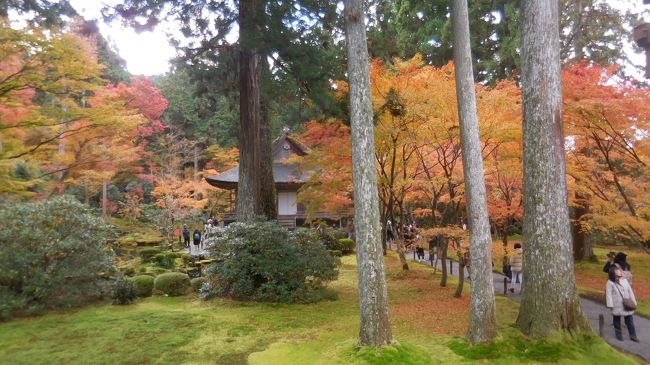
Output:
[
  {"xmin": 386, "ymin": 220, "xmax": 394, "ymax": 248},
  {"xmin": 192, "ymin": 228, "xmax": 201, "ymax": 255},
  {"xmin": 416, "ymin": 244, "xmax": 425, "ymax": 260},
  {"xmin": 463, "ymin": 249, "xmax": 471, "ymax": 279},
  {"xmin": 606, "ymin": 266, "xmax": 639, "ymax": 342},
  {"xmin": 502, "ymin": 253, "xmax": 512, "ymax": 281},
  {"xmin": 182, "ymin": 225, "xmax": 190, "ymax": 248},
  {"xmin": 509, "ymin": 243, "xmax": 523, "ymax": 293}
]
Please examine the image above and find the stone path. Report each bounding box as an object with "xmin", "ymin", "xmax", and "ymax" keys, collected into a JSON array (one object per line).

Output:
[{"xmin": 393, "ymin": 245, "xmax": 650, "ymax": 363}]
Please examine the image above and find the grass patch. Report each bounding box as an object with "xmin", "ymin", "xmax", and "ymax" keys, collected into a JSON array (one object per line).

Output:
[{"xmin": 0, "ymin": 254, "xmax": 642, "ymax": 365}]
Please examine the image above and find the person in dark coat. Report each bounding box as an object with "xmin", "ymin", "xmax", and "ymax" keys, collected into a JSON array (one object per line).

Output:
[
  {"xmin": 182, "ymin": 225, "xmax": 190, "ymax": 248},
  {"xmin": 604, "ymin": 252, "xmax": 632, "ymax": 284},
  {"xmin": 193, "ymin": 229, "xmax": 201, "ymax": 246}
]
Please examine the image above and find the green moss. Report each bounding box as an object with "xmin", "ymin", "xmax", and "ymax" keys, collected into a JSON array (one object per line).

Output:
[
  {"xmin": 354, "ymin": 343, "xmax": 432, "ymax": 365},
  {"xmin": 0, "ymin": 256, "xmax": 642, "ymax": 365}
]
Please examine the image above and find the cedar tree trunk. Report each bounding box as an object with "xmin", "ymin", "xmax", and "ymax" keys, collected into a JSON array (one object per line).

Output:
[
  {"xmin": 516, "ymin": 0, "xmax": 590, "ymax": 337},
  {"xmin": 451, "ymin": 0, "xmax": 498, "ymax": 343},
  {"xmin": 344, "ymin": 0, "xmax": 394, "ymax": 347},
  {"xmin": 260, "ymin": 57, "xmax": 277, "ymax": 220},
  {"xmin": 236, "ymin": 0, "xmax": 262, "ymax": 221}
]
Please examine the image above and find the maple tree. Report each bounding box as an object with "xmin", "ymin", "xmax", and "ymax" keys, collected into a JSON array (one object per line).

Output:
[
  {"xmin": 296, "ymin": 119, "xmax": 353, "ymax": 220},
  {"xmin": 563, "ymin": 62, "xmax": 650, "ymax": 253}
]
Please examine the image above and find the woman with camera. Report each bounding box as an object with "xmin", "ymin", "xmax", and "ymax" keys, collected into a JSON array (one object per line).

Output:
[{"xmin": 606, "ymin": 265, "xmax": 639, "ymax": 342}]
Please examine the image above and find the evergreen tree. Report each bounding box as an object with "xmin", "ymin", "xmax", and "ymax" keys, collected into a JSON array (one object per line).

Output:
[{"xmin": 516, "ymin": 0, "xmax": 589, "ymax": 337}]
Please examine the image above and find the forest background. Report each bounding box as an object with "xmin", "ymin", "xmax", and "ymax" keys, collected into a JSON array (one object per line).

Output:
[{"xmin": 1, "ymin": 0, "xmax": 649, "ymax": 259}]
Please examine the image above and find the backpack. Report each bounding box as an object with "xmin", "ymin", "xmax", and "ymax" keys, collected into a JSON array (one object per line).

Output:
[{"xmin": 194, "ymin": 232, "xmax": 200, "ymax": 241}]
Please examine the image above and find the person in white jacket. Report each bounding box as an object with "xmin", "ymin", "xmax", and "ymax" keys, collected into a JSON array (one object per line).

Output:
[{"xmin": 606, "ymin": 266, "xmax": 639, "ymax": 342}]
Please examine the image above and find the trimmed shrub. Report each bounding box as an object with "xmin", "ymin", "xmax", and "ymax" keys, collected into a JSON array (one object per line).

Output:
[
  {"xmin": 139, "ymin": 247, "xmax": 162, "ymax": 262},
  {"xmin": 191, "ymin": 277, "xmax": 206, "ymax": 293},
  {"xmin": 0, "ymin": 196, "xmax": 116, "ymax": 319},
  {"xmin": 180, "ymin": 253, "xmax": 193, "ymax": 265},
  {"xmin": 152, "ymin": 252, "xmax": 176, "ymax": 269},
  {"xmin": 112, "ymin": 277, "xmax": 136, "ymax": 305},
  {"xmin": 154, "ymin": 273, "xmax": 190, "ymax": 296},
  {"xmin": 119, "ymin": 265, "xmax": 136, "ymax": 277},
  {"xmin": 132, "ymin": 275, "xmax": 155, "ymax": 297},
  {"xmin": 317, "ymin": 228, "xmax": 345, "ymax": 252},
  {"xmin": 201, "ymin": 220, "xmax": 340, "ymax": 303},
  {"xmin": 338, "ymin": 238, "xmax": 356, "ymax": 254}
]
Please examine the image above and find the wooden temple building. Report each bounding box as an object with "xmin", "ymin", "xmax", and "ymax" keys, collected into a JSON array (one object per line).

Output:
[{"xmin": 205, "ymin": 131, "xmax": 347, "ymax": 229}]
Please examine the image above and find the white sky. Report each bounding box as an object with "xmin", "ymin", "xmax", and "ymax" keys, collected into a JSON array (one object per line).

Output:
[
  {"xmin": 69, "ymin": 0, "xmax": 177, "ymax": 76},
  {"xmin": 70, "ymin": 0, "xmax": 647, "ymax": 78}
]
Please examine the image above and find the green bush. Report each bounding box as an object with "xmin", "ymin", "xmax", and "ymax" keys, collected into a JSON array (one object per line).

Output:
[
  {"xmin": 132, "ymin": 275, "xmax": 155, "ymax": 297},
  {"xmin": 317, "ymin": 228, "xmax": 345, "ymax": 252},
  {"xmin": 328, "ymin": 250, "xmax": 343, "ymax": 257},
  {"xmin": 0, "ymin": 196, "xmax": 116, "ymax": 319},
  {"xmin": 191, "ymin": 277, "xmax": 206, "ymax": 293},
  {"xmin": 338, "ymin": 238, "xmax": 355, "ymax": 254},
  {"xmin": 201, "ymin": 220, "xmax": 339, "ymax": 303},
  {"xmin": 152, "ymin": 252, "xmax": 176, "ymax": 269},
  {"xmin": 154, "ymin": 273, "xmax": 190, "ymax": 296},
  {"xmin": 112, "ymin": 277, "xmax": 136, "ymax": 305},
  {"xmin": 119, "ymin": 265, "xmax": 136, "ymax": 277},
  {"xmin": 139, "ymin": 247, "xmax": 162, "ymax": 262},
  {"xmin": 180, "ymin": 253, "xmax": 193, "ymax": 265}
]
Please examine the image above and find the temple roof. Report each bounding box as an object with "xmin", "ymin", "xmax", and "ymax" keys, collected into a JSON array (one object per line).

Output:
[{"xmin": 205, "ymin": 132, "xmax": 312, "ymax": 190}]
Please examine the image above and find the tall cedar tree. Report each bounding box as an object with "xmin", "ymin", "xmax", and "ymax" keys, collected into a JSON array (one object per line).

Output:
[
  {"xmin": 236, "ymin": 0, "xmax": 264, "ymax": 221},
  {"xmin": 450, "ymin": 0, "xmax": 497, "ymax": 343},
  {"xmin": 516, "ymin": 0, "xmax": 589, "ymax": 337},
  {"xmin": 344, "ymin": 0, "xmax": 393, "ymax": 346}
]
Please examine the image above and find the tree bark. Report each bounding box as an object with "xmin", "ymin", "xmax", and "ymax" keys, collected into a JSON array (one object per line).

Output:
[
  {"xmin": 236, "ymin": 0, "xmax": 263, "ymax": 222},
  {"xmin": 572, "ymin": 191, "xmax": 594, "ymax": 261},
  {"xmin": 451, "ymin": 0, "xmax": 498, "ymax": 343},
  {"xmin": 454, "ymin": 256, "xmax": 465, "ymax": 298},
  {"xmin": 193, "ymin": 144, "xmax": 200, "ymax": 200},
  {"xmin": 259, "ymin": 57, "xmax": 277, "ymax": 220},
  {"xmin": 397, "ymin": 242, "xmax": 409, "ymax": 270},
  {"xmin": 102, "ymin": 180, "xmax": 108, "ymax": 219},
  {"xmin": 516, "ymin": 0, "xmax": 590, "ymax": 338},
  {"xmin": 344, "ymin": 0, "xmax": 393, "ymax": 347},
  {"xmin": 440, "ymin": 236, "xmax": 448, "ymax": 287}
]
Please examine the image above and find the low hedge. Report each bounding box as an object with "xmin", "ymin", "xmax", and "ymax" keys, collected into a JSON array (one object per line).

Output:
[
  {"xmin": 154, "ymin": 272, "xmax": 190, "ymax": 296},
  {"xmin": 132, "ymin": 275, "xmax": 155, "ymax": 297}
]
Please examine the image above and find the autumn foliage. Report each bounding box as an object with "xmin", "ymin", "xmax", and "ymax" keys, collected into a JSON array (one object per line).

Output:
[{"xmin": 298, "ymin": 57, "xmax": 649, "ymax": 251}]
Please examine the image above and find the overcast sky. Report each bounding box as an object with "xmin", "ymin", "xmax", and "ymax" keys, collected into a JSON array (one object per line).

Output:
[{"xmin": 69, "ymin": 0, "xmax": 647, "ymax": 77}]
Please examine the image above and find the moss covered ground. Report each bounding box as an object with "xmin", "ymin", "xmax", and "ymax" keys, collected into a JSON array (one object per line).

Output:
[{"xmin": 0, "ymin": 254, "xmax": 641, "ymax": 365}]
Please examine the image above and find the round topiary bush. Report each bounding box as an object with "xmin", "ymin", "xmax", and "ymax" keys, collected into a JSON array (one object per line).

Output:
[
  {"xmin": 154, "ymin": 272, "xmax": 191, "ymax": 296},
  {"xmin": 190, "ymin": 277, "xmax": 206, "ymax": 293},
  {"xmin": 132, "ymin": 275, "xmax": 155, "ymax": 297},
  {"xmin": 201, "ymin": 220, "xmax": 340, "ymax": 303}
]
